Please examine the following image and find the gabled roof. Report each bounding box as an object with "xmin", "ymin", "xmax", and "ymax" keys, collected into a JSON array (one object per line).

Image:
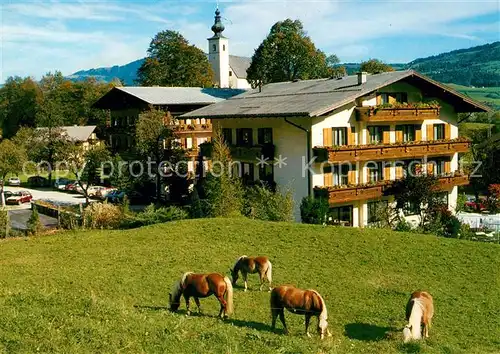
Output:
[
  {"xmin": 36, "ymin": 126, "xmax": 97, "ymax": 142},
  {"xmin": 229, "ymin": 55, "xmax": 251, "ymax": 79},
  {"xmin": 116, "ymin": 87, "xmax": 244, "ymax": 105},
  {"xmin": 182, "ymin": 70, "xmax": 491, "ymax": 119}
]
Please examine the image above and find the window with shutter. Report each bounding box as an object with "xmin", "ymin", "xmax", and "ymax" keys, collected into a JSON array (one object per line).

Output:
[
  {"xmin": 323, "ymin": 128, "xmax": 332, "ymax": 146},
  {"xmin": 426, "ymin": 124, "xmax": 434, "ymax": 141}
]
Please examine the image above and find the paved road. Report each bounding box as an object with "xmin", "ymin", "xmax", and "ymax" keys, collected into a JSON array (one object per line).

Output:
[
  {"xmin": 8, "ymin": 209, "xmax": 58, "ymax": 231},
  {"xmin": 2, "ymin": 187, "xmax": 85, "ymax": 231}
]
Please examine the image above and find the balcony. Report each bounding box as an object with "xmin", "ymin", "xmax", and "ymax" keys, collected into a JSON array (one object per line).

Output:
[
  {"xmin": 313, "ymin": 138, "xmax": 471, "ymax": 163},
  {"xmin": 171, "ymin": 122, "xmax": 212, "ymax": 135},
  {"xmin": 314, "ymin": 182, "xmax": 388, "ymax": 204},
  {"xmin": 436, "ymin": 174, "xmax": 470, "ymax": 190},
  {"xmin": 356, "ymin": 105, "xmax": 440, "ymax": 122},
  {"xmin": 315, "ymin": 174, "xmax": 469, "ymax": 205},
  {"xmin": 199, "ymin": 142, "xmax": 275, "ymax": 161}
]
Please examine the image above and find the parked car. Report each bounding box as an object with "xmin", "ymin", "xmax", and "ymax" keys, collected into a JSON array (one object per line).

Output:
[
  {"xmin": 2, "ymin": 191, "xmax": 14, "ymax": 201},
  {"xmin": 65, "ymin": 182, "xmax": 79, "ymax": 192},
  {"xmin": 7, "ymin": 177, "xmax": 21, "ymax": 186},
  {"xmin": 87, "ymin": 186, "xmax": 107, "ymax": 198},
  {"xmin": 54, "ymin": 178, "xmax": 73, "ymax": 190},
  {"xmin": 6, "ymin": 191, "xmax": 33, "ymax": 205},
  {"xmin": 28, "ymin": 176, "xmax": 49, "ymax": 187},
  {"xmin": 95, "ymin": 187, "xmax": 117, "ymax": 200},
  {"xmin": 75, "ymin": 183, "xmax": 88, "ymax": 195}
]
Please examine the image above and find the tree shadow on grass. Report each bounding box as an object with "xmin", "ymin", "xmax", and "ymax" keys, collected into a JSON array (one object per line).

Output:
[
  {"xmin": 227, "ymin": 318, "xmax": 279, "ymax": 334},
  {"xmin": 344, "ymin": 322, "xmax": 397, "ymax": 341}
]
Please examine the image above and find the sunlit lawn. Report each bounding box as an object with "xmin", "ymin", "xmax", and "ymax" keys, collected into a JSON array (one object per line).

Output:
[{"xmin": 1, "ymin": 218, "xmax": 499, "ymax": 353}]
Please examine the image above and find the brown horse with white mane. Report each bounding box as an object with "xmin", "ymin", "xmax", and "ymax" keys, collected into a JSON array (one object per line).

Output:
[
  {"xmin": 403, "ymin": 291, "xmax": 434, "ymax": 342},
  {"xmin": 169, "ymin": 272, "xmax": 233, "ymax": 318},
  {"xmin": 270, "ymin": 285, "xmax": 332, "ymax": 339},
  {"xmin": 230, "ymin": 255, "xmax": 273, "ymax": 291}
]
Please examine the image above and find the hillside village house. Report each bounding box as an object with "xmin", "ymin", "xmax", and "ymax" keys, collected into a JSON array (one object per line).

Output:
[
  {"xmin": 94, "ymin": 8, "xmax": 251, "ymax": 175},
  {"xmin": 36, "ymin": 125, "xmax": 100, "ymax": 151},
  {"xmin": 93, "ymin": 87, "xmax": 243, "ymax": 174},
  {"xmin": 182, "ymin": 70, "xmax": 490, "ymax": 225}
]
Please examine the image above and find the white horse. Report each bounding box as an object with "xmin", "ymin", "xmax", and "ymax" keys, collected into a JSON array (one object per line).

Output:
[{"xmin": 403, "ymin": 291, "xmax": 434, "ymax": 342}]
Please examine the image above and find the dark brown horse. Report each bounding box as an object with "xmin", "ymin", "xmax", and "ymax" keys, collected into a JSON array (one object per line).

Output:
[
  {"xmin": 169, "ymin": 272, "xmax": 233, "ymax": 318},
  {"xmin": 270, "ymin": 285, "xmax": 332, "ymax": 339},
  {"xmin": 230, "ymin": 255, "xmax": 273, "ymax": 291},
  {"xmin": 403, "ymin": 291, "xmax": 434, "ymax": 342}
]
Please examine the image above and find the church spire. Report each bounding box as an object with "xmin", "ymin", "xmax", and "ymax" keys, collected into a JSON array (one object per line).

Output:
[{"xmin": 211, "ymin": 8, "xmax": 225, "ymax": 37}]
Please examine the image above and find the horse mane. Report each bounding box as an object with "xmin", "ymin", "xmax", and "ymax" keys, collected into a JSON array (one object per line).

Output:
[
  {"xmin": 233, "ymin": 255, "xmax": 248, "ymax": 270},
  {"xmin": 171, "ymin": 272, "xmax": 193, "ymax": 301},
  {"xmin": 309, "ymin": 290, "xmax": 328, "ymax": 320},
  {"xmin": 407, "ymin": 298, "xmax": 423, "ymax": 339},
  {"xmin": 181, "ymin": 272, "xmax": 193, "ymax": 287}
]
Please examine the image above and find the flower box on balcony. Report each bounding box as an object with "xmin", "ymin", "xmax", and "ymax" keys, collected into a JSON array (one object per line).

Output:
[
  {"xmin": 313, "ymin": 138, "xmax": 471, "ymax": 163},
  {"xmin": 356, "ymin": 103, "xmax": 440, "ymax": 122}
]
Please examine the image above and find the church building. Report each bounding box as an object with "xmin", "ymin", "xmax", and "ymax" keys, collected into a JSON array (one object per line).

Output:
[{"xmin": 207, "ymin": 9, "xmax": 252, "ymax": 89}]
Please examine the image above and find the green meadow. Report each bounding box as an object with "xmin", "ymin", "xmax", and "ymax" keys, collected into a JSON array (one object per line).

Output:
[{"xmin": 1, "ymin": 218, "xmax": 499, "ymax": 353}]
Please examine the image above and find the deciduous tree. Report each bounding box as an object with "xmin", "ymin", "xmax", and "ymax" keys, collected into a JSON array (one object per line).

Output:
[
  {"xmin": 135, "ymin": 108, "xmax": 187, "ymax": 202},
  {"xmin": 360, "ymin": 59, "xmax": 394, "ymax": 74},
  {"xmin": 67, "ymin": 144, "xmax": 111, "ymax": 204},
  {"xmin": 246, "ymin": 19, "xmax": 339, "ymax": 87},
  {"xmin": 0, "ymin": 139, "xmax": 27, "ymax": 206},
  {"xmin": 137, "ymin": 30, "xmax": 213, "ymax": 87}
]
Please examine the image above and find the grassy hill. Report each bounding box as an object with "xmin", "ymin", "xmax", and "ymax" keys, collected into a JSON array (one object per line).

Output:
[
  {"xmin": 1, "ymin": 219, "xmax": 499, "ymax": 353},
  {"xmin": 448, "ymin": 83, "xmax": 500, "ymax": 110},
  {"xmin": 408, "ymin": 42, "xmax": 500, "ymax": 88}
]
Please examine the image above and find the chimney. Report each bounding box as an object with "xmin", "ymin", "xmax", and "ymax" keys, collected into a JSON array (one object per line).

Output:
[{"xmin": 357, "ymin": 72, "xmax": 367, "ymax": 85}]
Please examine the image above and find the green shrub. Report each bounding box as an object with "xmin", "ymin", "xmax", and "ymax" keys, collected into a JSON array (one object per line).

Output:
[
  {"xmin": 124, "ymin": 204, "xmax": 187, "ymax": 228},
  {"xmin": 27, "ymin": 207, "xmax": 43, "ymax": 235},
  {"xmin": 300, "ymin": 197, "xmax": 329, "ymax": 224},
  {"xmin": 0, "ymin": 209, "xmax": 9, "ymax": 238},
  {"xmin": 59, "ymin": 211, "xmax": 81, "ymax": 230},
  {"xmin": 394, "ymin": 219, "xmax": 413, "ymax": 232},
  {"xmin": 188, "ymin": 188, "xmax": 206, "ymax": 219},
  {"xmin": 244, "ymin": 184, "xmax": 294, "ymax": 222},
  {"xmin": 83, "ymin": 203, "xmax": 124, "ymax": 229}
]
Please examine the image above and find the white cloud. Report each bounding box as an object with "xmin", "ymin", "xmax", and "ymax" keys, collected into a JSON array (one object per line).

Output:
[{"xmin": 1, "ymin": 0, "xmax": 498, "ymax": 82}]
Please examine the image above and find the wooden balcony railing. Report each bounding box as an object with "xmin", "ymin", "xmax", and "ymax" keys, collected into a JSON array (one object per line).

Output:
[
  {"xmin": 313, "ymin": 138, "xmax": 470, "ymax": 163},
  {"xmin": 314, "ymin": 174, "xmax": 469, "ymax": 205},
  {"xmin": 171, "ymin": 123, "xmax": 212, "ymax": 134},
  {"xmin": 199, "ymin": 142, "xmax": 275, "ymax": 161},
  {"xmin": 356, "ymin": 106, "xmax": 440, "ymax": 122}
]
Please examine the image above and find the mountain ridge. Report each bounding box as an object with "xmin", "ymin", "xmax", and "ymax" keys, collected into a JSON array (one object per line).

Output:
[{"xmin": 68, "ymin": 41, "xmax": 500, "ymax": 88}]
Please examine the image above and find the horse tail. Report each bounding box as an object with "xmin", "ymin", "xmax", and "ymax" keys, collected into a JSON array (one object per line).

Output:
[
  {"xmin": 265, "ymin": 260, "xmax": 273, "ymax": 286},
  {"xmin": 223, "ymin": 276, "xmax": 234, "ymax": 316}
]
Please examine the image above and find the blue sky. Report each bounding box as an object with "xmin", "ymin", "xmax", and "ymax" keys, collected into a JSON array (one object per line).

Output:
[{"xmin": 1, "ymin": 0, "xmax": 499, "ymax": 83}]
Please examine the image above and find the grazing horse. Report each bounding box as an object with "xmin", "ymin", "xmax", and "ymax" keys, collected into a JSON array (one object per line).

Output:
[
  {"xmin": 403, "ymin": 291, "xmax": 434, "ymax": 342},
  {"xmin": 270, "ymin": 285, "xmax": 332, "ymax": 339},
  {"xmin": 169, "ymin": 272, "xmax": 234, "ymax": 318},
  {"xmin": 230, "ymin": 255, "xmax": 273, "ymax": 291}
]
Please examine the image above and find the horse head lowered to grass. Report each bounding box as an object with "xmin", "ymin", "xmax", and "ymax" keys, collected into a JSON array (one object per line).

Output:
[
  {"xmin": 403, "ymin": 291, "xmax": 434, "ymax": 342},
  {"xmin": 230, "ymin": 255, "xmax": 273, "ymax": 291},
  {"xmin": 169, "ymin": 272, "xmax": 233, "ymax": 318},
  {"xmin": 270, "ymin": 285, "xmax": 332, "ymax": 339}
]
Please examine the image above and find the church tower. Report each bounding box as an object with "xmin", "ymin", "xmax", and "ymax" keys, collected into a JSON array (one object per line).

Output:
[{"xmin": 208, "ymin": 8, "xmax": 230, "ymax": 88}]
